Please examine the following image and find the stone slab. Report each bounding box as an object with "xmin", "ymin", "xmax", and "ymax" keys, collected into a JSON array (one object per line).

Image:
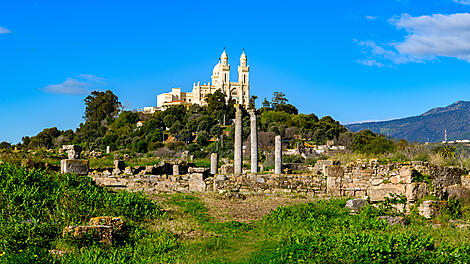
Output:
[
  {"xmin": 61, "ymin": 159, "xmax": 89, "ymax": 175},
  {"xmin": 369, "ymin": 184, "xmax": 406, "ymax": 202},
  {"xmin": 189, "ymin": 178, "xmax": 206, "ymax": 192}
]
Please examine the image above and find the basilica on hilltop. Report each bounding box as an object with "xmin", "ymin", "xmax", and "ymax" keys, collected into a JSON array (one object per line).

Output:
[{"xmin": 152, "ymin": 49, "xmax": 250, "ymax": 111}]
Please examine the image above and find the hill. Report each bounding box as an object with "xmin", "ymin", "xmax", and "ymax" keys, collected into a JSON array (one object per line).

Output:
[{"xmin": 346, "ymin": 101, "xmax": 470, "ymax": 143}]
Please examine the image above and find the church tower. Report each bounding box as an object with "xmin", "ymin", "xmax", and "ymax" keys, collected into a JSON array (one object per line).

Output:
[
  {"xmin": 211, "ymin": 49, "xmax": 231, "ymax": 95},
  {"xmin": 238, "ymin": 50, "xmax": 250, "ymax": 105},
  {"xmin": 219, "ymin": 49, "xmax": 231, "ymax": 97}
]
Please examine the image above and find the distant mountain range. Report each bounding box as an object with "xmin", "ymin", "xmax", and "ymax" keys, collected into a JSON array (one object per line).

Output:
[{"xmin": 346, "ymin": 101, "xmax": 470, "ymax": 143}]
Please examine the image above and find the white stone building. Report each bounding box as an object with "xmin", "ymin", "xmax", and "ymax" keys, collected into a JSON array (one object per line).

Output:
[{"xmin": 156, "ymin": 49, "xmax": 250, "ymax": 109}]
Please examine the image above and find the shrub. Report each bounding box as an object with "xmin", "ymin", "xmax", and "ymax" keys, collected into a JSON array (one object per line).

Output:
[{"xmin": 0, "ymin": 163, "xmax": 161, "ymax": 254}]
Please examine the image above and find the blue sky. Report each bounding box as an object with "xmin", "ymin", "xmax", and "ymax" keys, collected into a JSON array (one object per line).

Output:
[{"xmin": 1, "ymin": 0, "xmax": 470, "ymax": 143}]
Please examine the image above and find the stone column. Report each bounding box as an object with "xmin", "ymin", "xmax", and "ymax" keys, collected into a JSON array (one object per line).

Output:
[
  {"xmin": 173, "ymin": 164, "xmax": 180, "ymax": 176},
  {"xmin": 249, "ymin": 109, "xmax": 258, "ymax": 173},
  {"xmin": 106, "ymin": 146, "xmax": 110, "ymax": 154},
  {"xmin": 275, "ymin": 135, "xmax": 282, "ymax": 175},
  {"xmin": 234, "ymin": 106, "xmax": 243, "ymax": 175},
  {"xmin": 210, "ymin": 153, "xmax": 218, "ymax": 175}
]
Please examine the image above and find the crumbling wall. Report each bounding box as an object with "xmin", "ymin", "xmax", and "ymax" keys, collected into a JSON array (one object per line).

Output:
[
  {"xmin": 324, "ymin": 161, "xmax": 467, "ymax": 202},
  {"xmin": 89, "ymin": 160, "xmax": 468, "ymax": 200}
]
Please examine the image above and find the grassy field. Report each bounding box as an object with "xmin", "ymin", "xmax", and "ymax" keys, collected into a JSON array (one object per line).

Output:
[{"xmin": 3, "ymin": 163, "xmax": 470, "ymax": 263}]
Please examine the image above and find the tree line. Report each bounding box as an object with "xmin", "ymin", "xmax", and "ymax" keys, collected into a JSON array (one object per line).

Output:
[{"xmin": 0, "ymin": 90, "xmax": 401, "ymax": 157}]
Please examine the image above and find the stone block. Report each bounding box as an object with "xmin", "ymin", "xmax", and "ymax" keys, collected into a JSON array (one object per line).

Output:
[
  {"xmin": 62, "ymin": 145, "xmax": 82, "ymax": 159},
  {"xmin": 399, "ymin": 167, "xmax": 413, "ymax": 183},
  {"xmin": 61, "ymin": 159, "xmax": 89, "ymax": 175},
  {"xmin": 221, "ymin": 164, "xmax": 234, "ymax": 174},
  {"xmin": 418, "ymin": 200, "xmax": 445, "ymax": 219},
  {"xmin": 190, "ymin": 173, "xmax": 205, "ymax": 181},
  {"xmin": 124, "ymin": 167, "xmax": 133, "ymax": 175},
  {"xmin": 406, "ymin": 182, "xmax": 429, "ymax": 202},
  {"xmin": 189, "ymin": 177, "xmax": 206, "ymax": 192},
  {"xmin": 325, "ymin": 165, "xmax": 344, "ymax": 178},
  {"xmin": 378, "ymin": 216, "xmax": 405, "ymax": 226},
  {"xmin": 173, "ymin": 164, "xmax": 180, "ymax": 176},
  {"xmin": 461, "ymin": 175, "xmax": 470, "ymax": 189},
  {"xmin": 314, "ymin": 160, "xmax": 334, "ymax": 171},
  {"xmin": 216, "ymin": 175, "xmax": 228, "ymax": 181},
  {"xmin": 389, "ymin": 175, "xmax": 400, "ymax": 184},
  {"xmin": 371, "ymin": 178, "xmax": 383, "ymax": 186},
  {"xmin": 445, "ymin": 185, "xmax": 470, "ymax": 201},
  {"xmin": 368, "ymin": 184, "xmax": 406, "ymax": 202},
  {"xmin": 326, "ymin": 176, "xmax": 341, "ymax": 196},
  {"xmin": 345, "ymin": 198, "xmax": 367, "ymax": 213},
  {"xmin": 63, "ymin": 225, "xmax": 113, "ymax": 245},
  {"xmin": 188, "ymin": 167, "xmax": 208, "ymax": 173},
  {"xmin": 88, "ymin": 216, "xmax": 124, "ymax": 232}
]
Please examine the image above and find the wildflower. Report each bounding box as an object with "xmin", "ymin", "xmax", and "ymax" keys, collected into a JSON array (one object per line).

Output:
[{"xmin": 0, "ymin": 252, "xmax": 5, "ymax": 257}]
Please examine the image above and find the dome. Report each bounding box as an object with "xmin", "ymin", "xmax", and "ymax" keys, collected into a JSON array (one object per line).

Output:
[{"xmin": 212, "ymin": 62, "xmax": 220, "ymax": 74}]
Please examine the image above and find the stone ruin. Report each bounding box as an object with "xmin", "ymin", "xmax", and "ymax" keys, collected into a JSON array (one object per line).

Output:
[
  {"xmin": 63, "ymin": 216, "xmax": 125, "ymax": 245},
  {"xmin": 60, "ymin": 145, "xmax": 89, "ymax": 176},
  {"xmin": 82, "ymin": 108, "xmax": 470, "ymax": 219}
]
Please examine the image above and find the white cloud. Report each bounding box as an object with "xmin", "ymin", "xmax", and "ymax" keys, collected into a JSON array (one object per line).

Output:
[
  {"xmin": 391, "ymin": 13, "xmax": 470, "ymax": 62},
  {"xmin": 454, "ymin": 0, "xmax": 470, "ymax": 5},
  {"xmin": 77, "ymin": 74, "xmax": 107, "ymax": 83},
  {"xmin": 43, "ymin": 74, "xmax": 106, "ymax": 95},
  {"xmin": 356, "ymin": 13, "xmax": 470, "ymax": 66},
  {"xmin": 366, "ymin": 16, "xmax": 377, "ymax": 20},
  {"xmin": 0, "ymin": 26, "xmax": 11, "ymax": 34},
  {"xmin": 356, "ymin": 59, "xmax": 384, "ymax": 67},
  {"xmin": 355, "ymin": 39, "xmax": 418, "ymax": 66}
]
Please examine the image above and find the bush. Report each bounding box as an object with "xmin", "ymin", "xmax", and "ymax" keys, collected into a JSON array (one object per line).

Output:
[
  {"xmin": 0, "ymin": 163, "xmax": 161, "ymax": 254},
  {"xmin": 352, "ymin": 130, "xmax": 395, "ymax": 155}
]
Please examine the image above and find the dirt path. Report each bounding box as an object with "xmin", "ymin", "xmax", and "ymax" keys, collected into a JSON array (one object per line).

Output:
[{"xmin": 198, "ymin": 193, "xmax": 317, "ymax": 223}]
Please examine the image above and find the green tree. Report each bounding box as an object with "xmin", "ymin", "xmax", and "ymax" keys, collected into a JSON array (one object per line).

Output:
[
  {"xmin": 74, "ymin": 121, "xmax": 107, "ymax": 148},
  {"xmin": 28, "ymin": 127, "xmax": 61, "ymax": 149},
  {"xmin": 178, "ymin": 129, "xmax": 193, "ymax": 143},
  {"xmin": 205, "ymin": 90, "xmax": 227, "ymax": 112},
  {"xmin": 132, "ymin": 138, "xmax": 147, "ymax": 153},
  {"xmin": 249, "ymin": 95, "xmax": 258, "ymax": 109},
  {"xmin": 210, "ymin": 125, "xmax": 222, "ymax": 137},
  {"xmin": 110, "ymin": 111, "xmax": 139, "ymax": 131},
  {"xmin": 163, "ymin": 115, "xmax": 177, "ymax": 129},
  {"xmin": 83, "ymin": 90, "xmax": 121, "ymax": 122},
  {"xmin": 352, "ymin": 130, "xmax": 395, "ymax": 155},
  {"xmin": 196, "ymin": 131, "xmax": 210, "ymax": 146},
  {"xmin": 262, "ymin": 98, "xmax": 271, "ymax": 108},
  {"xmin": 275, "ymin": 104, "xmax": 298, "ymax": 115},
  {"xmin": 169, "ymin": 121, "xmax": 183, "ymax": 134},
  {"xmin": 0, "ymin": 141, "xmax": 11, "ymax": 149},
  {"xmin": 271, "ymin": 92, "xmax": 288, "ymax": 107}
]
